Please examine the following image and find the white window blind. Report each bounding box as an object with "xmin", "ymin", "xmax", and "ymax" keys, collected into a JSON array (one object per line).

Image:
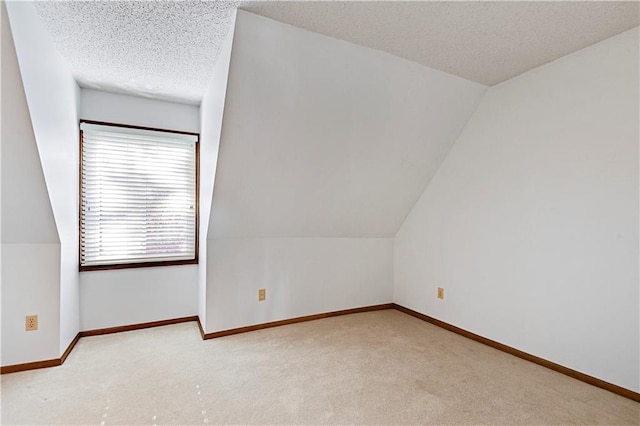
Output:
[{"xmin": 80, "ymin": 122, "xmax": 198, "ymax": 268}]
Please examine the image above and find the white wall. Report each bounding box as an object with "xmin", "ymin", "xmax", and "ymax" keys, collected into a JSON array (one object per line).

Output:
[
  {"xmin": 394, "ymin": 27, "xmax": 639, "ymax": 392},
  {"xmin": 198, "ymin": 14, "xmax": 236, "ymax": 330},
  {"xmin": 2, "ymin": 245, "xmax": 61, "ymax": 364},
  {"xmin": 204, "ymin": 11, "xmax": 485, "ymax": 333},
  {"xmin": 1, "ymin": 3, "xmax": 58, "ymax": 246},
  {"xmin": 59, "ymin": 80, "xmax": 81, "ymax": 356},
  {"xmin": 79, "ymin": 266, "xmax": 198, "ymax": 330},
  {"xmin": 210, "ymin": 11, "xmax": 486, "ymax": 239},
  {"xmin": 80, "ymin": 89, "xmax": 199, "ymax": 133},
  {"xmin": 1, "ymin": 2, "xmax": 61, "ymax": 365},
  {"xmin": 79, "ymin": 89, "xmax": 200, "ymax": 330},
  {"xmin": 4, "ymin": 1, "xmax": 81, "ymax": 360},
  {"xmin": 207, "ymin": 238, "xmax": 393, "ymax": 331}
]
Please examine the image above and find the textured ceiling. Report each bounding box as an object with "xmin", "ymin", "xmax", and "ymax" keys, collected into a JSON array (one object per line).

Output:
[
  {"xmin": 35, "ymin": 1, "xmax": 240, "ymax": 104},
  {"xmin": 34, "ymin": 1, "xmax": 639, "ymax": 105},
  {"xmin": 243, "ymin": 1, "xmax": 639, "ymax": 86}
]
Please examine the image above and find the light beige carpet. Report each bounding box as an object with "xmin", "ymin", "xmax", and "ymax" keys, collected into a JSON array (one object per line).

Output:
[{"xmin": 1, "ymin": 310, "xmax": 638, "ymax": 425}]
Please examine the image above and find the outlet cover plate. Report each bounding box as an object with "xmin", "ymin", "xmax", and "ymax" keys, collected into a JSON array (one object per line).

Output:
[{"xmin": 26, "ymin": 315, "xmax": 38, "ymax": 331}]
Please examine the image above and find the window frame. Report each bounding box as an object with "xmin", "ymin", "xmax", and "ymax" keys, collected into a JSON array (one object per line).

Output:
[{"xmin": 79, "ymin": 119, "xmax": 200, "ymax": 272}]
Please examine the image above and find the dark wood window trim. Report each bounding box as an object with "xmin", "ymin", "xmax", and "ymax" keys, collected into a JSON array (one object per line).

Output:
[{"xmin": 79, "ymin": 120, "xmax": 200, "ymax": 272}]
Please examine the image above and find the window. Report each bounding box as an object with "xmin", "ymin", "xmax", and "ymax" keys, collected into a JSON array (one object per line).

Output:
[{"xmin": 80, "ymin": 121, "xmax": 198, "ymax": 270}]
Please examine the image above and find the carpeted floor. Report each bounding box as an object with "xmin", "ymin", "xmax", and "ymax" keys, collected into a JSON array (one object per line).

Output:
[{"xmin": 1, "ymin": 310, "xmax": 638, "ymax": 425}]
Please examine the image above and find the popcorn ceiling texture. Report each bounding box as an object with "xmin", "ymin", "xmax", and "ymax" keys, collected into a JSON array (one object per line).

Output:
[
  {"xmin": 35, "ymin": 1, "xmax": 639, "ymax": 104},
  {"xmin": 35, "ymin": 1, "xmax": 240, "ymax": 105},
  {"xmin": 243, "ymin": 1, "xmax": 639, "ymax": 86}
]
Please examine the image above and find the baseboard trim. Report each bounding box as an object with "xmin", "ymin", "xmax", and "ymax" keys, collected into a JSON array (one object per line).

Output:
[
  {"xmin": 0, "ymin": 358, "xmax": 60, "ymax": 374},
  {"xmin": 392, "ymin": 303, "xmax": 640, "ymax": 403},
  {"xmin": 1, "ymin": 316, "xmax": 198, "ymax": 375},
  {"xmin": 4, "ymin": 304, "xmax": 638, "ymax": 403},
  {"xmin": 202, "ymin": 303, "xmax": 394, "ymax": 339},
  {"xmin": 196, "ymin": 317, "xmax": 206, "ymax": 339},
  {"xmin": 1, "ymin": 331, "xmax": 81, "ymax": 374},
  {"xmin": 60, "ymin": 333, "xmax": 81, "ymax": 364},
  {"xmin": 79, "ymin": 316, "xmax": 199, "ymax": 337}
]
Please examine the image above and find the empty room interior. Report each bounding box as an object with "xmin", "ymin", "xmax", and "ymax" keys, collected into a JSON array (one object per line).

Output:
[{"xmin": 1, "ymin": 0, "xmax": 639, "ymax": 424}]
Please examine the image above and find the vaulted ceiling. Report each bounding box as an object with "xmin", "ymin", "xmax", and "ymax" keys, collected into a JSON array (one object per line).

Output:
[
  {"xmin": 207, "ymin": 10, "xmax": 487, "ymax": 238},
  {"xmin": 34, "ymin": 1, "xmax": 639, "ymax": 105},
  {"xmin": 242, "ymin": 1, "xmax": 639, "ymax": 86}
]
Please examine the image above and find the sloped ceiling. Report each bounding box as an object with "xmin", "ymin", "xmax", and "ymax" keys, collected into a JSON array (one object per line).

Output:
[
  {"xmin": 242, "ymin": 1, "xmax": 640, "ymax": 86},
  {"xmin": 33, "ymin": 1, "xmax": 639, "ymax": 104},
  {"xmin": 208, "ymin": 11, "xmax": 487, "ymax": 239},
  {"xmin": 1, "ymin": 2, "xmax": 59, "ymax": 244}
]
